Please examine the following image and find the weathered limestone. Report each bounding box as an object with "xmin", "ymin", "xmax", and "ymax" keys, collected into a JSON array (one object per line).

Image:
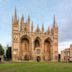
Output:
[{"xmin": 12, "ymin": 9, "xmax": 58, "ymax": 62}]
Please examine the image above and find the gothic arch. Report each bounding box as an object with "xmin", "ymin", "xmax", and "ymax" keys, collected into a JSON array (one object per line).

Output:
[
  {"xmin": 44, "ymin": 37, "xmax": 52, "ymax": 44},
  {"xmin": 44, "ymin": 37, "xmax": 52, "ymax": 61},
  {"xmin": 20, "ymin": 35, "xmax": 31, "ymax": 60},
  {"xmin": 20, "ymin": 35, "xmax": 31, "ymax": 42},
  {"xmin": 34, "ymin": 37, "xmax": 41, "ymax": 50}
]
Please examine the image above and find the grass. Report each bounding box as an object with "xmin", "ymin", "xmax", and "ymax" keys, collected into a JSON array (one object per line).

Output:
[{"xmin": 0, "ymin": 62, "xmax": 72, "ymax": 72}]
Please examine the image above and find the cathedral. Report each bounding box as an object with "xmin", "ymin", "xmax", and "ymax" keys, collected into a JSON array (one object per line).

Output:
[{"xmin": 12, "ymin": 9, "xmax": 58, "ymax": 62}]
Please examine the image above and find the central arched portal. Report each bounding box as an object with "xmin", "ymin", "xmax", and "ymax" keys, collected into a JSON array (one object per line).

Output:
[
  {"xmin": 44, "ymin": 38, "xmax": 51, "ymax": 61},
  {"xmin": 20, "ymin": 36, "xmax": 30, "ymax": 60},
  {"xmin": 21, "ymin": 38, "xmax": 29, "ymax": 52}
]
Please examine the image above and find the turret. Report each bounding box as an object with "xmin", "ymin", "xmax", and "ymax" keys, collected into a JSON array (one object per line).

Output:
[
  {"xmin": 28, "ymin": 15, "xmax": 30, "ymax": 23},
  {"xmin": 12, "ymin": 8, "xmax": 18, "ymax": 24},
  {"xmin": 20, "ymin": 14, "xmax": 24, "ymax": 24},
  {"xmin": 36, "ymin": 24, "xmax": 40, "ymax": 32},
  {"xmin": 53, "ymin": 15, "xmax": 58, "ymax": 28},
  {"xmin": 27, "ymin": 15, "xmax": 30, "ymax": 32},
  {"xmin": 20, "ymin": 15, "xmax": 24, "ymax": 31},
  {"xmin": 52, "ymin": 15, "xmax": 58, "ymax": 62},
  {"xmin": 12, "ymin": 8, "xmax": 19, "ymax": 32},
  {"xmin": 31, "ymin": 21, "xmax": 34, "ymax": 32},
  {"xmin": 42, "ymin": 23, "xmax": 44, "ymax": 33},
  {"xmin": 53, "ymin": 15, "xmax": 58, "ymax": 37},
  {"xmin": 48, "ymin": 26, "xmax": 50, "ymax": 34}
]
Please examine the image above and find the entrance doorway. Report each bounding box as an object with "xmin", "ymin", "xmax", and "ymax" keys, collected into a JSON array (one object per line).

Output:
[
  {"xmin": 36, "ymin": 56, "xmax": 41, "ymax": 62},
  {"xmin": 0, "ymin": 58, "xmax": 1, "ymax": 62}
]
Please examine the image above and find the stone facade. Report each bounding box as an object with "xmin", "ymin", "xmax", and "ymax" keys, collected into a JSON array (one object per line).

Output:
[
  {"xmin": 61, "ymin": 44, "xmax": 72, "ymax": 62},
  {"xmin": 12, "ymin": 9, "xmax": 58, "ymax": 62}
]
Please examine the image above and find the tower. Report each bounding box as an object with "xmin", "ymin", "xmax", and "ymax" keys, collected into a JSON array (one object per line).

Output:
[
  {"xmin": 12, "ymin": 8, "xmax": 20, "ymax": 61},
  {"xmin": 52, "ymin": 15, "xmax": 58, "ymax": 62}
]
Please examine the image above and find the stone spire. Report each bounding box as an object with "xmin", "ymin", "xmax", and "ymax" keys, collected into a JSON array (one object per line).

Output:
[
  {"xmin": 13, "ymin": 8, "xmax": 18, "ymax": 24},
  {"xmin": 31, "ymin": 21, "xmax": 33, "ymax": 32},
  {"xmin": 28, "ymin": 15, "xmax": 30, "ymax": 23},
  {"xmin": 48, "ymin": 26, "xmax": 50, "ymax": 34},
  {"xmin": 12, "ymin": 8, "xmax": 19, "ymax": 32},
  {"xmin": 15, "ymin": 8, "xmax": 17, "ymax": 19},
  {"xmin": 36, "ymin": 24, "xmax": 40, "ymax": 32},
  {"xmin": 12, "ymin": 16, "xmax": 13, "ymax": 24},
  {"xmin": 53, "ymin": 15, "xmax": 58, "ymax": 28},
  {"xmin": 20, "ymin": 14, "xmax": 24, "ymax": 31},
  {"xmin": 20, "ymin": 14, "xmax": 24, "ymax": 24},
  {"xmin": 51, "ymin": 27, "xmax": 53, "ymax": 35},
  {"xmin": 42, "ymin": 23, "xmax": 44, "ymax": 33},
  {"xmin": 52, "ymin": 15, "xmax": 58, "ymax": 41}
]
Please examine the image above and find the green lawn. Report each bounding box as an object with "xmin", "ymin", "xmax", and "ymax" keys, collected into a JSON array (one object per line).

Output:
[{"xmin": 0, "ymin": 62, "xmax": 72, "ymax": 72}]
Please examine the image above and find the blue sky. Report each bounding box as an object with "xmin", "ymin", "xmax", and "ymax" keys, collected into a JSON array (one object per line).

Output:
[{"xmin": 0, "ymin": 0, "xmax": 72, "ymax": 52}]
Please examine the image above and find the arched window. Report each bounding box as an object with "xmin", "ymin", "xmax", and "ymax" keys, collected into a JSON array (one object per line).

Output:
[
  {"xmin": 34, "ymin": 37, "xmax": 41, "ymax": 49},
  {"xmin": 21, "ymin": 38, "xmax": 29, "ymax": 52},
  {"xmin": 44, "ymin": 40, "xmax": 51, "ymax": 52},
  {"xmin": 35, "ymin": 39, "xmax": 40, "ymax": 47},
  {"xmin": 44, "ymin": 38, "xmax": 51, "ymax": 61}
]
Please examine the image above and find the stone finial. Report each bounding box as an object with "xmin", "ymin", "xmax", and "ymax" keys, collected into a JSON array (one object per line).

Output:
[
  {"xmin": 42, "ymin": 23, "xmax": 44, "ymax": 33},
  {"xmin": 13, "ymin": 7, "xmax": 18, "ymax": 24},
  {"xmin": 31, "ymin": 21, "xmax": 33, "ymax": 32},
  {"xmin": 15, "ymin": 7, "xmax": 17, "ymax": 19},
  {"xmin": 20, "ymin": 14, "xmax": 24, "ymax": 24},
  {"xmin": 28, "ymin": 15, "xmax": 30, "ymax": 23},
  {"xmin": 36, "ymin": 24, "xmax": 40, "ymax": 32},
  {"xmin": 48, "ymin": 26, "xmax": 50, "ymax": 34},
  {"xmin": 53, "ymin": 15, "xmax": 58, "ymax": 28}
]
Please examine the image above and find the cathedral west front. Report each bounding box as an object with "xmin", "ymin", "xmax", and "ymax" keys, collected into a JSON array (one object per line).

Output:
[{"xmin": 12, "ymin": 9, "xmax": 58, "ymax": 62}]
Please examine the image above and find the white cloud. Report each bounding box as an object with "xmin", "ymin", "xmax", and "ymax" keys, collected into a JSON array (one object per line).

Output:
[{"xmin": 59, "ymin": 41, "xmax": 72, "ymax": 53}]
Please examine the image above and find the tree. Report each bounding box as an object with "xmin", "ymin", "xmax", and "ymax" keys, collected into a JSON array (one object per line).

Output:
[
  {"xmin": 6, "ymin": 46, "xmax": 12, "ymax": 60},
  {"xmin": 0, "ymin": 44, "xmax": 4, "ymax": 55}
]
